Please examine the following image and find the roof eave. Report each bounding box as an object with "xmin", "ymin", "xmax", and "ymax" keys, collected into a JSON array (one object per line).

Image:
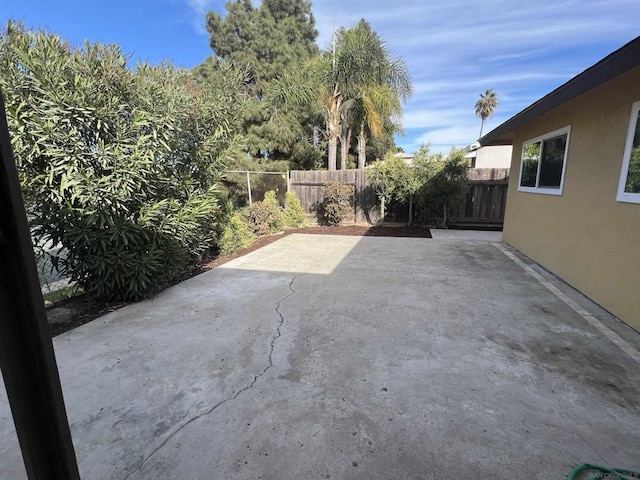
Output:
[{"xmin": 480, "ymin": 35, "xmax": 640, "ymax": 147}]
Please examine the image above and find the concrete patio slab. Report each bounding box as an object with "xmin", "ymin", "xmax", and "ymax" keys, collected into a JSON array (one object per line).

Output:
[
  {"xmin": 430, "ymin": 229, "xmax": 502, "ymax": 241},
  {"xmin": 1, "ymin": 233, "xmax": 639, "ymax": 479}
]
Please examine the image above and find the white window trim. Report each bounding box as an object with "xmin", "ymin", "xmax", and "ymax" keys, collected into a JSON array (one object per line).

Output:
[
  {"xmin": 616, "ymin": 100, "xmax": 640, "ymax": 204},
  {"xmin": 517, "ymin": 126, "xmax": 571, "ymax": 196}
]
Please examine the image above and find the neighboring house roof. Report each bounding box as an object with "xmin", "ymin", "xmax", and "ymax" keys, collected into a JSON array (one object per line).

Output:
[
  {"xmin": 464, "ymin": 141, "xmax": 481, "ymax": 156},
  {"xmin": 480, "ymin": 35, "xmax": 640, "ymax": 146}
]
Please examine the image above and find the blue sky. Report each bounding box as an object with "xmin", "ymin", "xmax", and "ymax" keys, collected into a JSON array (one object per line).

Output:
[{"xmin": 3, "ymin": 0, "xmax": 640, "ymax": 154}]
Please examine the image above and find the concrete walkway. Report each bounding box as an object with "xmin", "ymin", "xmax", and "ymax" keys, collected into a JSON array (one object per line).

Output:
[{"xmin": 2, "ymin": 233, "xmax": 639, "ymax": 479}]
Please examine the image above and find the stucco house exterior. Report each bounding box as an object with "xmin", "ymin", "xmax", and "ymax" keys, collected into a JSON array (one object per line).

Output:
[{"xmin": 480, "ymin": 36, "xmax": 640, "ymax": 330}]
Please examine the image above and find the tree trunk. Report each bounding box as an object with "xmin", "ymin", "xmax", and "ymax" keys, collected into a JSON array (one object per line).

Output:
[
  {"xmin": 478, "ymin": 118, "xmax": 485, "ymax": 139},
  {"xmin": 408, "ymin": 195, "xmax": 413, "ymax": 226},
  {"xmin": 328, "ymin": 136, "xmax": 338, "ymax": 171},
  {"xmin": 342, "ymin": 128, "xmax": 351, "ymax": 171},
  {"xmin": 380, "ymin": 195, "xmax": 385, "ymax": 224},
  {"xmin": 327, "ymin": 90, "xmax": 342, "ymax": 171},
  {"xmin": 339, "ymin": 126, "xmax": 348, "ymax": 170},
  {"xmin": 357, "ymin": 123, "xmax": 366, "ymax": 169}
]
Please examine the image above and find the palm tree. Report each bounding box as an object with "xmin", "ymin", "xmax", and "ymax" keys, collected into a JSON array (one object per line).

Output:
[
  {"xmin": 314, "ymin": 20, "xmax": 412, "ymax": 170},
  {"xmin": 351, "ymin": 83, "xmax": 402, "ymax": 169},
  {"xmin": 265, "ymin": 20, "xmax": 411, "ymax": 170},
  {"xmin": 475, "ymin": 88, "xmax": 498, "ymax": 139}
]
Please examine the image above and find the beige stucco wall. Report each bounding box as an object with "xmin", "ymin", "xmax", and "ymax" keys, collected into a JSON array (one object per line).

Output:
[{"xmin": 503, "ymin": 66, "xmax": 640, "ymax": 330}]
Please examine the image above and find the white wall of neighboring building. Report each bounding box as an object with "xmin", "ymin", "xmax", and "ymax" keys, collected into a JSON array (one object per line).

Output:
[
  {"xmin": 472, "ymin": 145, "xmax": 512, "ymax": 168},
  {"xmin": 393, "ymin": 152, "xmax": 414, "ymax": 165}
]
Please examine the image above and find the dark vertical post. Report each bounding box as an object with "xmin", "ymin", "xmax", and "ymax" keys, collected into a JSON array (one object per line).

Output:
[{"xmin": 0, "ymin": 89, "xmax": 81, "ymax": 478}]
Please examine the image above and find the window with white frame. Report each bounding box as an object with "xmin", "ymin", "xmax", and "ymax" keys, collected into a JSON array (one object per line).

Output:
[
  {"xmin": 617, "ymin": 100, "xmax": 640, "ymax": 204},
  {"xmin": 518, "ymin": 126, "xmax": 571, "ymax": 195}
]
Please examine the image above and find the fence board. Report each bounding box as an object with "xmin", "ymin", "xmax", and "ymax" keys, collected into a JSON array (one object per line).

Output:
[
  {"xmin": 455, "ymin": 168, "xmax": 509, "ymax": 224},
  {"xmin": 291, "ymin": 168, "xmax": 509, "ymax": 226},
  {"xmin": 467, "ymin": 168, "xmax": 509, "ymax": 181},
  {"xmin": 290, "ymin": 169, "xmax": 379, "ymax": 223}
]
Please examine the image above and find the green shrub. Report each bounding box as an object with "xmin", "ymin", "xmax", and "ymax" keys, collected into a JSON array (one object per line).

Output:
[
  {"xmin": 0, "ymin": 22, "xmax": 245, "ymax": 300},
  {"xmin": 415, "ymin": 148, "xmax": 469, "ymax": 225},
  {"xmin": 283, "ymin": 191, "xmax": 306, "ymax": 228},
  {"xmin": 321, "ymin": 181, "xmax": 353, "ymax": 226},
  {"xmin": 367, "ymin": 153, "xmax": 421, "ymax": 223},
  {"xmin": 218, "ymin": 212, "xmax": 256, "ymax": 255},
  {"xmin": 247, "ymin": 190, "xmax": 284, "ymax": 236}
]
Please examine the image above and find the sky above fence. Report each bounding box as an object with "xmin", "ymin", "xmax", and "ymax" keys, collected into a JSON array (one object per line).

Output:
[{"xmin": 3, "ymin": 0, "xmax": 640, "ymax": 154}]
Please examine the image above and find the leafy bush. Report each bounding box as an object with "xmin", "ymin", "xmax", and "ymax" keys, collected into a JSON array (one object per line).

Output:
[
  {"xmin": 321, "ymin": 181, "xmax": 353, "ymax": 226},
  {"xmin": 415, "ymin": 147, "xmax": 469, "ymax": 225},
  {"xmin": 0, "ymin": 22, "xmax": 244, "ymax": 300},
  {"xmin": 367, "ymin": 153, "xmax": 421, "ymax": 223},
  {"xmin": 283, "ymin": 191, "xmax": 306, "ymax": 228},
  {"xmin": 247, "ymin": 190, "xmax": 284, "ymax": 236},
  {"xmin": 218, "ymin": 212, "xmax": 256, "ymax": 255}
]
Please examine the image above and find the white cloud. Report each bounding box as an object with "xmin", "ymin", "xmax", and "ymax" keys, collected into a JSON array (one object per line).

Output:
[
  {"xmin": 179, "ymin": 0, "xmax": 639, "ymax": 151},
  {"xmin": 311, "ymin": 0, "xmax": 640, "ymax": 151},
  {"xmin": 183, "ymin": 0, "xmax": 218, "ymax": 34}
]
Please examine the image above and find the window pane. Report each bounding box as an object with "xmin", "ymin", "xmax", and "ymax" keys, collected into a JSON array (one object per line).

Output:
[
  {"xmin": 624, "ymin": 112, "xmax": 640, "ymax": 194},
  {"xmin": 539, "ymin": 134, "xmax": 567, "ymax": 188},
  {"xmin": 520, "ymin": 142, "xmax": 540, "ymax": 187}
]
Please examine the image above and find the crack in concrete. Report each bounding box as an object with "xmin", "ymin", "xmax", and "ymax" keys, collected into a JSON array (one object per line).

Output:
[{"xmin": 121, "ymin": 275, "xmax": 298, "ymax": 480}]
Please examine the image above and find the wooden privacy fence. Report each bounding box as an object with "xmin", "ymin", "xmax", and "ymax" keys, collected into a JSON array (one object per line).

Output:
[
  {"xmin": 290, "ymin": 168, "xmax": 509, "ymax": 226},
  {"xmin": 289, "ymin": 169, "xmax": 379, "ymax": 223},
  {"xmin": 453, "ymin": 168, "xmax": 509, "ymax": 225}
]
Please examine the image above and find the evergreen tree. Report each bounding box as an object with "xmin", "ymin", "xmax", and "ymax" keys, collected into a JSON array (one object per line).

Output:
[{"xmin": 201, "ymin": 0, "xmax": 321, "ymax": 165}]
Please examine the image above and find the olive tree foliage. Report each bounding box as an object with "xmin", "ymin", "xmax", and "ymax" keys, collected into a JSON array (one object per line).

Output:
[
  {"xmin": 367, "ymin": 145, "xmax": 469, "ymax": 226},
  {"xmin": 366, "ymin": 154, "xmax": 418, "ymax": 223},
  {"xmin": 0, "ymin": 22, "xmax": 245, "ymax": 300},
  {"xmin": 414, "ymin": 146, "xmax": 469, "ymax": 226}
]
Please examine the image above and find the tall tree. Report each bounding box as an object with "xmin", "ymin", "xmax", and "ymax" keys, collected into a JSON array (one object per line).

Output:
[
  {"xmin": 312, "ymin": 19, "xmax": 411, "ymax": 170},
  {"xmin": 202, "ymin": 0, "xmax": 320, "ymax": 164},
  {"xmin": 205, "ymin": 0, "xmax": 318, "ymax": 94},
  {"xmin": 351, "ymin": 83, "xmax": 403, "ymax": 169},
  {"xmin": 475, "ymin": 88, "xmax": 498, "ymax": 139}
]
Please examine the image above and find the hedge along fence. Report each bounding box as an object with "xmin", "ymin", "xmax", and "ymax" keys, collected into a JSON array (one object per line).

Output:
[
  {"xmin": 290, "ymin": 168, "xmax": 509, "ymax": 226},
  {"xmin": 289, "ymin": 169, "xmax": 380, "ymax": 224}
]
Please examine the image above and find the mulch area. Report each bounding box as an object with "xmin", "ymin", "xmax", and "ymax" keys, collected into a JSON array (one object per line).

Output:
[{"xmin": 48, "ymin": 224, "xmax": 431, "ymax": 337}]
